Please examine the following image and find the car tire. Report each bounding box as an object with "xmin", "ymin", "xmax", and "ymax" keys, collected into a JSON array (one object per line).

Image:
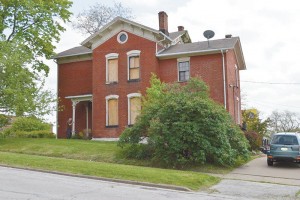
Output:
[{"xmin": 267, "ymin": 160, "xmax": 273, "ymax": 166}]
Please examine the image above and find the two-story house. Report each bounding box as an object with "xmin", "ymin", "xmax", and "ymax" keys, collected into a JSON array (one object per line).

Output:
[{"xmin": 53, "ymin": 11, "xmax": 246, "ymax": 139}]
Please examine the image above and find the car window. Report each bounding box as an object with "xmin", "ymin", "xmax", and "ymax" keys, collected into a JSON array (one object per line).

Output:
[{"xmin": 271, "ymin": 135, "xmax": 299, "ymax": 145}]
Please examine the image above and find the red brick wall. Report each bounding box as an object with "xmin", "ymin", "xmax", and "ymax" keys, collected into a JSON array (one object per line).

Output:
[
  {"xmin": 57, "ymin": 60, "xmax": 93, "ymax": 138},
  {"xmin": 225, "ymin": 49, "xmax": 241, "ymax": 124},
  {"xmin": 57, "ymin": 35, "xmax": 242, "ymax": 138},
  {"xmin": 159, "ymin": 54, "xmax": 225, "ymax": 105},
  {"xmin": 92, "ymin": 31, "xmax": 159, "ymax": 138}
]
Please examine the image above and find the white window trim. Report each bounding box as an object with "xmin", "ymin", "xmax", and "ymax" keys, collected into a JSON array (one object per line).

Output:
[
  {"xmin": 105, "ymin": 95, "xmax": 119, "ymax": 126},
  {"xmin": 127, "ymin": 50, "xmax": 141, "ymax": 81},
  {"xmin": 127, "ymin": 93, "xmax": 141, "ymax": 125},
  {"xmin": 105, "ymin": 53, "xmax": 119, "ymax": 84},
  {"xmin": 177, "ymin": 57, "xmax": 190, "ymax": 82},
  {"xmin": 117, "ymin": 32, "xmax": 128, "ymax": 44}
]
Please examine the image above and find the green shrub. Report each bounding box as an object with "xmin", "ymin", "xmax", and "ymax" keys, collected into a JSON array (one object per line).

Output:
[
  {"xmin": 0, "ymin": 116, "xmax": 54, "ymax": 139},
  {"xmin": 119, "ymin": 75, "xmax": 250, "ymax": 168},
  {"xmin": 11, "ymin": 117, "xmax": 51, "ymax": 132},
  {"xmin": 0, "ymin": 114, "xmax": 9, "ymax": 128},
  {"xmin": 71, "ymin": 132, "xmax": 84, "ymax": 139},
  {"xmin": 1, "ymin": 129, "xmax": 55, "ymax": 138}
]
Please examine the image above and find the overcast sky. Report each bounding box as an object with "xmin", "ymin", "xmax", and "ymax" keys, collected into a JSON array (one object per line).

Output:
[{"xmin": 45, "ymin": 0, "xmax": 300, "ymax": 123}]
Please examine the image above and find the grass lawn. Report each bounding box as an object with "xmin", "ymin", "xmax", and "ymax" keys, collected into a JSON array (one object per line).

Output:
[
  {"xmin": 0, "ymin": 151, "xmax": 219, "ymax": 190},
  {"xmin": 0, "ymin": 138, "xmax": 231, "ymax": 173},
  {"xmin": 0, "ymin": 138, "xmax": 118, "ymax": 162}
]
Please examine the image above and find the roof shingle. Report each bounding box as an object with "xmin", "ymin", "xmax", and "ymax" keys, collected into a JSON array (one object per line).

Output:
[
  {"xmin": 158, "ymin": 37, "xmax": 239, "ymax": 56},
  {"xmin": 53, "ymin": 46, "xmax": 92, "ymax": 59}
]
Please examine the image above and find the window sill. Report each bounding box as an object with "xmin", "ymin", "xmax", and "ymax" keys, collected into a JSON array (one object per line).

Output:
[
  {"xmin": 178, "ymin": 80, "xmax": 188, "ymax": 83},
  {"xmin": 127, "ymin": 79, "xmax": 140, "ymax": 83},
  {"xmin": 106, "ymin": 125, "xmax": 119, "ymax": 128},
  {"xmin": 106, "ymin": 81, "xmax": 118, "ymax": 85}
]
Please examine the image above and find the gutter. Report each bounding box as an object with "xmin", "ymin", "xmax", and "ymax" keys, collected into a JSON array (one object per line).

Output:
[
  {"xmin": 52, "ymin": 51, "xmax": 92, "ymax": 59},
  {"xmin": 156, "ymin": 48, "xmax": 230, "ymax": 58},
  {"xmin": 221, "ymin": 49, "xmax": 227, "ymax": 109}
]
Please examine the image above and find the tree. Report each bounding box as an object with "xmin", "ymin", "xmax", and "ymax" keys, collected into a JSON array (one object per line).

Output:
[
  {"xmin": 1, "ymin": 0, "xmax": 72, "ymax": 74},
  {"xmin": 242, "ymin": 109, "xmax": 269, "ymax": 150},
  {"xmin": 119, "ymin": 75, "xmax": 250, "ymax": 168},
  {"xmin": 72, "ymin": 2, "xmax": 134, "ymax": 36},
  {"xmin": 0, "ymin": 0, "xmax": 72, "ymax": 116},
  {"xmin": 0, "ymin": 41, "xmax": 55, "ymax": 117},
  {"xmin": 268, "ymin": 110, "xmax": 300, "ymax": 133}
]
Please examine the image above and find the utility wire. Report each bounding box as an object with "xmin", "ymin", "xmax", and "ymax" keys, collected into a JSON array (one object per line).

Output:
[
  {"xmin": 241, "ymin": 81, "xmax": 300, "ymax": 85},
  {"xmin": 249, "ymin": 101, "xmax": 300, "ymax": 109}
]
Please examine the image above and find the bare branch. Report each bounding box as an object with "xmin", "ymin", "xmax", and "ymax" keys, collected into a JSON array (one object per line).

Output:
[{"xmin": 72, "ymin": 1, "xmax": 134, "ymax": 36}]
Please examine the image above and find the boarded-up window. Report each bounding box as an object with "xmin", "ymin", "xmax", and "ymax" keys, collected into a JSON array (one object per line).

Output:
[
  {"xmin": 129, "ymin": 56, "xmax": 140, "ymax": 80},
  {"xmin": 108, "ymin": 99, "xmax": 118, "ymax": 126},
  {"xmin": 108, "ymin": 59, "xmax": 118, "ymax": 82},
  {"xmin": 129, "ymin": 97, "xmax": 141, "ymax": 124}
]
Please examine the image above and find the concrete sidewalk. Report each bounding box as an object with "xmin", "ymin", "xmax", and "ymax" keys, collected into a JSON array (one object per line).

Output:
[
  {"xmin": 223, "ymin": 156, "xmax": 300, "ymax": 186},
  {"xmin": 208, "ymin": 156, "xmax": 300, "ymax": 199}
]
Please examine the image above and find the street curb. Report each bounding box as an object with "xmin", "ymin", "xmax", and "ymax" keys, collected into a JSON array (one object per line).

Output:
[{"xmin": 0, "ymin": 164, "xmax": 191, "ymax": 192}]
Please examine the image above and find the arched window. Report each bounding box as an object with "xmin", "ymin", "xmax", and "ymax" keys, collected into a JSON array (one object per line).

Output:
[
  {"xmin": 127, "ymin": 93, "xmax": 141, "ymax": 125},
  {"xmin": 105, "ymin": 95, "xmax": 119, "ymax": 126}
]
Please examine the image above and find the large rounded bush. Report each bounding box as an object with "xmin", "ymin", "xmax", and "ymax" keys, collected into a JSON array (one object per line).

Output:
[{"xmin": 119, "ymin": 76, "xmax": 250, "ymax": 168}]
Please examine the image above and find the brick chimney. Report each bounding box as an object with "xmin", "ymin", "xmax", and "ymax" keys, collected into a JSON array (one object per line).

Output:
[
  {"xmin": 225, "ymin": 34, "xmax": 232, "ymax": 38},
  {"xmin": 158, "ymin": 11, "xmax": 169, "ymax": 36},
  {"xmin": 178, "ymin": 26, "xmax": 184, "ymax": 31}
]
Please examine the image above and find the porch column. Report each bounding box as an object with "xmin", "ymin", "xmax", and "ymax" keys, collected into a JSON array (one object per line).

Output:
[
  {"xmin": 71, "ymin": 100, "xmax": 79, "ymax": 136},
  {"xmin": 85, "ymin": 103, "xmax": 88, "ymax": 137}
]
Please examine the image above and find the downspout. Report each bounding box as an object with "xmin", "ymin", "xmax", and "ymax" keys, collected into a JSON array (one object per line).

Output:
[
  {"xmin": 55, "ymin": 59, "xmax": 58, "ymax": 139},
  {"xmin": 221, "ymin": 49, "xmax": 227, "ymax": 109}
]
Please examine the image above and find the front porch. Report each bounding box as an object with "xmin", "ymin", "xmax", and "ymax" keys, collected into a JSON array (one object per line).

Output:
[{"xmin": 65, "ymin": 94, "xmax": 92, "ymax": 138}]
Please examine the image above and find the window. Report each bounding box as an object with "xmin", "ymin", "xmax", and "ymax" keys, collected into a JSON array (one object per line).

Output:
[
  {"xmin": 105, "ymin": 95, "xmax": 119, "ymax": 126},
  {"xmin": 105, "ymin": 53, "xmax": 118, "ymax": 83},
  {"xmin": 178, "ymin": 57, "xmax": 190, "ymax": 82},
  {"xmin": 127, "ymin": 93, "xmax": 141, "ymax": 125},
  {"xmin": 117, "ymin": 32, "xmax": 128, "ymax": 44},
  {"xmin": 127, "ymin": 50, "xmax": 141, "ymax": 81}
]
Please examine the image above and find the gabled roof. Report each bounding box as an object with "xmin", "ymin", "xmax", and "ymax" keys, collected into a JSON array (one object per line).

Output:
[
  {"xmin": 169, "ymin": 30, "xmax": 191, "ymax": 43},
  {"xmin": 53, "ymin": 46, "xmax": 92, "ymax": 59},
  {"xmin": 81, "ymin": 16, "xmax": 172, "ymax": 49},
  {"xmin": 169, "ymin": 31, "xmax": 186, "ymax": 40},
  {"xmin": 157, "ymin": 37, "xmax": 246, "ymax": 70}
]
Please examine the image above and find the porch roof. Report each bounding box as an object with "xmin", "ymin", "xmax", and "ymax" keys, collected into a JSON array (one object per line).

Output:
[{"xmin": 65, "ymin": 94, "xmax": 93, "ymax": 101}]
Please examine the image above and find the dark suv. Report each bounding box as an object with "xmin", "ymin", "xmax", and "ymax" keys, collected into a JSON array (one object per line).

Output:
[{"xmin": 267, "ymin": 132, "xmax": 300, "ymax": 166}]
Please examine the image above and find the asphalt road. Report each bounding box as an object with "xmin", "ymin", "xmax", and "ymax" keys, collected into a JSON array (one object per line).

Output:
[
  {"xmin": 0, "ymin": 166, "xmax": 249, "ymax": 200},
  {"xmin": 1, "ymin": 156, "xmax": 299, "ymax": 200}
]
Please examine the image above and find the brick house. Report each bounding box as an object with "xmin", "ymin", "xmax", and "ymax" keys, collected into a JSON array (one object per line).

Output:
[{"xmin": 53, "ymin": 11, "xmax": 246, "ymax": 139}]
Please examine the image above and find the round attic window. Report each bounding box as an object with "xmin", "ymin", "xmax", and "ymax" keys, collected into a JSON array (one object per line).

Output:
[{"xmin": 117, "ymin": 32, "xmax": 128, "ymax": 44}]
